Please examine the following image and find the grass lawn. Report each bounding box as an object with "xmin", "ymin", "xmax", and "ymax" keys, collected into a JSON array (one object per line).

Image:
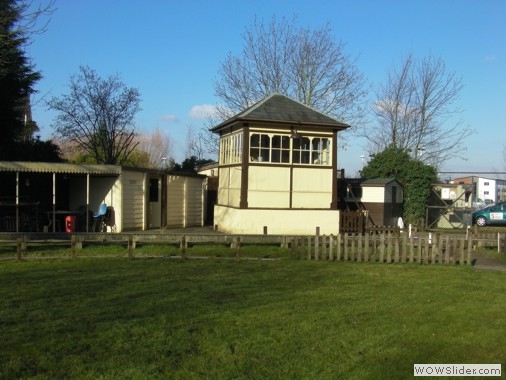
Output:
[{"xmin": 1, "ymin": 255, "xmax": 505, "ymax": 379}]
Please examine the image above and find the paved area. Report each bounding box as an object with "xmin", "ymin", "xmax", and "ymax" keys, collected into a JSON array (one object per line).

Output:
[{"xmin": 471, "ymin": 252, "xmax": 506, "ymax": 272}]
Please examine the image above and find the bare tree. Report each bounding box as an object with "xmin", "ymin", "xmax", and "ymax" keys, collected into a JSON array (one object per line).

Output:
[
  {"xmin": 198, "ymin": 117, "xmax": 222, "ymax": 158},
  {"xmin": 47, "ymin": 66, "xmax": 141, "ymax": 165},
  {"xmin": 214, "ymin": 15, "xmax": 368, "ymax": 126},
  {"xmin": 362, "ymin": 53, "xmax": 474, "ymax": 167},
  {"xmin": 136, "ymin": 127, "xmax": 173, "ymax": 168},
  {"xmin": 185, "ymin": 124, "xmax": 206, "ymax": 160}
]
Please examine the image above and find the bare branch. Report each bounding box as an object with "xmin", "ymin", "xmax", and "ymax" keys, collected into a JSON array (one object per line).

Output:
[
  {"xmin": 360, "ymin": 53, "xmax": 474, "ymax": 169},
  {"xmin": 47, "ymin": 66, "xmax": 142, "ymax": 165},
  {"xmin": 213, "ymin": 15, "xmax": 368, "ymax": 129},
  {"xmin": 135, "ymin": 128, "xmax": 174, "ymax": 168}
]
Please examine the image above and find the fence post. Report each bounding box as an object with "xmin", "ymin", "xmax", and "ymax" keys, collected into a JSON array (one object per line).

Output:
[
  {"xmin": 16, "ymin": 237, "xmax": 22, "ymax": 260},
  {"xmin": 314, "ymin": 227, "xmax": 320, "ymax": 260},
  {"xmin": 467, "ymin": 233, "xmax": 473, "ymax": 265},
  {"xmin": 445, "ymin": 236, "xmax": 450, "ymax": 264},
  {"xmin": 364, "ymin": 233, "xmax": 370, "ymax": 262},
  {"xmin": 337, "ymin": 234, "xmax": 342, "ymax": 261},
  {"xmin": 20, "ymin": 235, "xmax": 27, "ymax": 251},
  {"xmin": 409, "ymin": 233, "xmax": 414, "ymax": 263},
  {"xmin": 451, "ymin": 236, "xmax": 457, "ymax": 265},
  {"xmin": 307, "ymin": 236, "xmax": 311, "ymax": 260},
  {"xmin": 437, "ymin": 234, "xmax": 444, "ymax": 264},
  {"xmin": 401, "ymin": 233, "xmax": 407, "ymax": 263},
  {"xmin": 422, "ymin": 236, "xmax": 428, "ymax": 264},
  {"xmin": 394, "ymin": 235, "xmax": 400, "ymax": 263},
  {"xmin": 459, "ymin": 237, "xmax": 465, "ymax": 265},
  {"xmin": 344, "ymin": 234, "xmax": 349, "ymax": 261},
  {"xmin": 181, "ymin": 235, "xmax": 187, "ymax": 259},
  {"xmin": 329, "ymin": 234, "xmax": 334, "ymax": 261},
  {"xmin": 379, "ymin": 234, "xmax": 385, "ymax": 263},
  {"xmin": 128, "ymin": 235, "xmax": 134, "ymax": 258},
  {"xmin": 357, "ymin": 235, "xmax": 362, "ymax": 262},
  {"xmin": 350, "ymin": 234, "xmax": 356, "ymax": 261},
  {"xmin": 386, "ymin": 233, "xmax": 392, "ymax": 263},
  {"xmin": 417, "ymin": 235, "xmax": 423, "ymax": 264},
  {"xmin": 71, "ymin": 234, "xmax": 77, "ymax": 259},
  {"xmin": 281, "ymin": 236, "xmax": 288, "ymax": 249},
  {"xmin": 232, "ymin": 236, "xmax": 241, "ymax": 258},
  {"xmin": 321, "ymin": 235, "xmax": 327, "ymax": 260},
  {"xmin": 431, "ymin": 233, "xmax": 438, "ymax": 264}
]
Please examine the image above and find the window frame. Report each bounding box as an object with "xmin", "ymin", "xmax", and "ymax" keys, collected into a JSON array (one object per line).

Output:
[{"xmin": 248, "ymin": 132, "xmax": 332, "ymax": 166}]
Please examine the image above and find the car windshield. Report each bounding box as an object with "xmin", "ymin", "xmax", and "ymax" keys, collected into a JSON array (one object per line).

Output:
[{"xmin": 486, "ymin": 203, "xmax": 506, "ymax": 212}]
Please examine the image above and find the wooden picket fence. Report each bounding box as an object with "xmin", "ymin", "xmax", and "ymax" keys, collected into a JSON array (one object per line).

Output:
[
  {"xmin": 291, "ymin": 232, "xmax": 474, "ymax": 265},
  {"xmin": 471, "ymin": 226, "xmax": 506, "ymax": 252},
  {"xmin": 2, "ymin": 229, "xmax": 505, "ymax": 264}
]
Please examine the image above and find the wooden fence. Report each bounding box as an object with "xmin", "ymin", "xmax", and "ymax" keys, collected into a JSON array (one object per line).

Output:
[
  {"xmin": 1, "ymin": 229, "xmax": 505, "ymax": 264},
  {"xmin": 294, "ymin": 232, "xmax": 474, "ymax": 265},
  {"xmin": 471, "ymin": 226, "xmax": 506, "ymax": 252},
  {"xmin": 0, "ymin": 232, "xmax": 294, "ymax": 260}
]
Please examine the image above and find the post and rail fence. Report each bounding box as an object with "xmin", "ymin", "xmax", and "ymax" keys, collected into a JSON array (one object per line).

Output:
[{"xmin": 0, "ymin": 226, "xmax": 505, "ymax": 262}]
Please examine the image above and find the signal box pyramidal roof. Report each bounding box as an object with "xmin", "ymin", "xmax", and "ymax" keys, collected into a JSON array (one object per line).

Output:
[{"xmin": 211, "ymin": 93, "xmax": 350, "ymax": 133}]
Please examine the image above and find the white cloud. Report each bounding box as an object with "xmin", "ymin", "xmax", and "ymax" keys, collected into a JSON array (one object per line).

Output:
[
  {"xmin": 160, "ymin": 114, "xmax": 179, "ymax": 123},
  {"xmin": 484, "ymin": 54, "xmax": 496, "ymax": 62},
  {"xmin": 189, "ymin": 104, "xmax": 218, "ymax": 120}
]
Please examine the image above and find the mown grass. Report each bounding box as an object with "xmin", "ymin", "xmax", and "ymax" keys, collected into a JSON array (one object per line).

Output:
[
  {"xmin": 0, "ymin": 242, "xmax": 292, "ymax": 260},
  {"xmin": 1, "ymin": 256, "xmax": 506, "ymax": 379}
]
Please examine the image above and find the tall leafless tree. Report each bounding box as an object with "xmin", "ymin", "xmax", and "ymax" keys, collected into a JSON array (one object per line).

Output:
[
  {"xmin": 208, "ymin": 15, "xmax": 368, "ymax": 154},
  {"xmin": 362, "ymin": 53, "xmax": 473, "ymax": 167},
  {"xmin": 185, "ymin": 124, "xmax": 206, "ymax": 160},
  {"xmin": 48, "ymin": 66, "xmax": 141, "ymax": 165},
  {"xmin": 215, "ymin": 16, "xmax": 367, "ymax": 121},
  {"xmin": 136, "ymin": 127, "xmax": 173, "ymax": 168}
]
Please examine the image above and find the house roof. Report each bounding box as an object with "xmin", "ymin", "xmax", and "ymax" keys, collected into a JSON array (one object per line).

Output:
[
  {"xmin": 0, "ymin": 161, "xmax": 122, "ymax": 175},
  {"xmin": 211, "ymin": 93, "xmax": 350, "ymax": 132}
]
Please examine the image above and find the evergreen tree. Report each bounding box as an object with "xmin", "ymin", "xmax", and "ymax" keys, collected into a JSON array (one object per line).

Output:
[
  {"xmin": 0, "ymin": 0, "xmax": 41, "ymax": 157},
  {"xmin": 360, "ymin": 145, "xmax": 438, "ymax": 226}
]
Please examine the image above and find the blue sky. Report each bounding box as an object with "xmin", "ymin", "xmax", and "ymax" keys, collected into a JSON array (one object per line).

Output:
[{"xmin": 28, "ymin": 0, "xmax": 505, "ymax": 176}]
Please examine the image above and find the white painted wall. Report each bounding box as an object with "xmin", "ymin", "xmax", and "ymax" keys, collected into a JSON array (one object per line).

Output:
[
  {"xmin": 362, "ymin": 187, "xmax": 385, "ymax": 203},
  {"xmin": 166, "ymin": 175, "xmax": 205, "ymax": 227},
  {"xmin": 214, "ymin": 205, "xmax": 340, "ymax": 235},
  {"xmin": 478, "ymin": 178, "xmax": 496, "ymax": 202},
  {"xmin": 121, "ymin": 171, "xmax": 146, "ymax": 231},
  {"xmin": 292, "ymin": 168, "xmax": 332, "ymax": 208},
  {"xmin": 248, "ymin": 166, "xmax": 290, "ymax": 208},
  {"xmin": 218, "ymin": 167, "xmax": 242, "ymax": 207}
]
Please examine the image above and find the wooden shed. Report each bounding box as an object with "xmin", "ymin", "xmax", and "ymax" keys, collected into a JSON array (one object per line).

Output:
[
  {"xmin": 361, "ymin": 178, "xmax": 403, "ymax": 226},
  {"xmin": 0, "ymin": 162, "xmax": 165, "ymax": 232},
  {"xmin": 0, "ymin": 162, "xmax": 207, "ymax": 233},
  {"xmin": 165, "ymin": 173, "xmax": 207, "ymax": 228}
]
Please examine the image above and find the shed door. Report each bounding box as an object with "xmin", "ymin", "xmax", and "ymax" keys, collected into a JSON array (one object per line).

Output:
[{"xmin": 148, "ymin": 177, "xmax": 161, "ymax": 228}]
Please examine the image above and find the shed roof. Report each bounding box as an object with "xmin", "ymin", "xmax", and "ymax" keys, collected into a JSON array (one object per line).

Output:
[
  {"xmin": 361, "ymin": 178, "xmax": 401, "ymax": 187},
  {"xmin": 0, "ymin": 161, "xmax": 122, "ymax": 175},
  {"xmin": 211, "ymin": 93, "xmax": 350, "ymax": 132}
]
